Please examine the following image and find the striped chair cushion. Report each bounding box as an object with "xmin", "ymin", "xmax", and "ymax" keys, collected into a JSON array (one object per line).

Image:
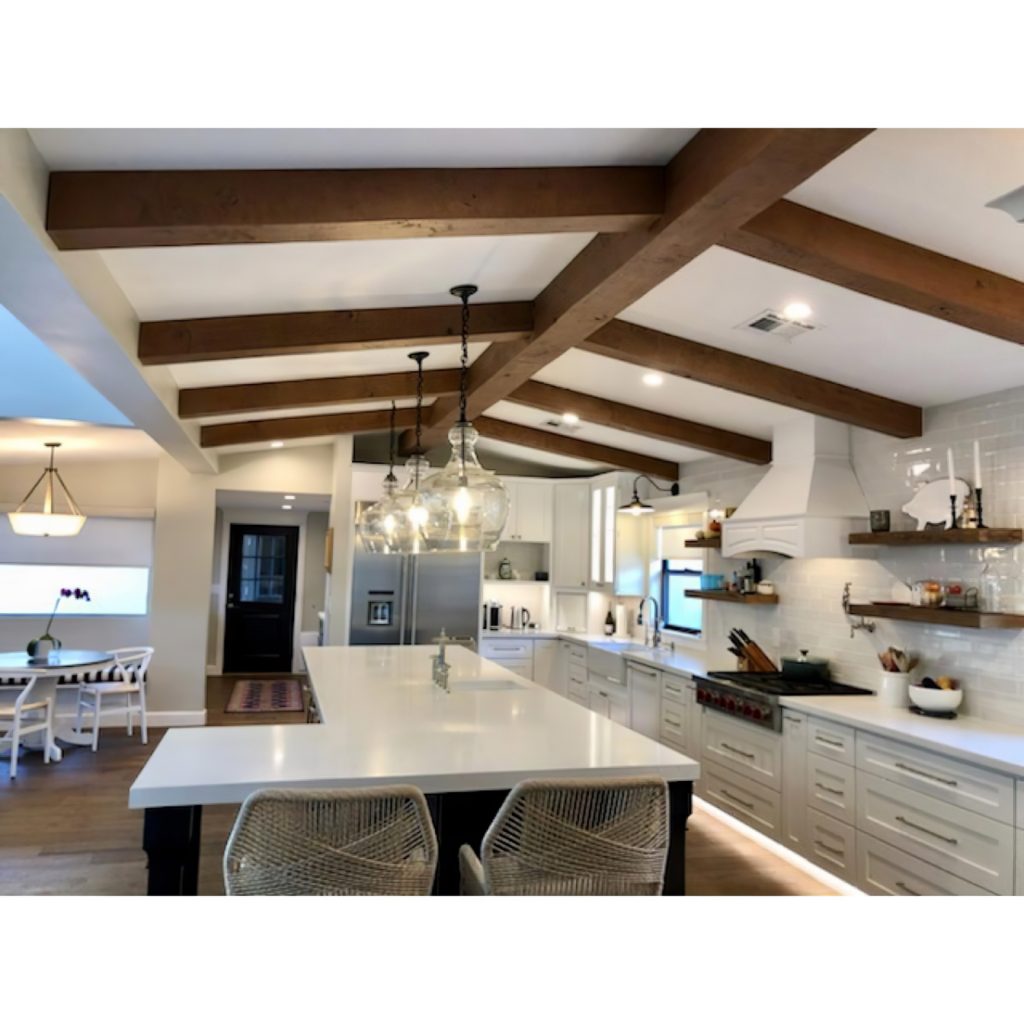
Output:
[{"xmin": 0, "ymin": 666, "xmax": 147, "ymax": 687}]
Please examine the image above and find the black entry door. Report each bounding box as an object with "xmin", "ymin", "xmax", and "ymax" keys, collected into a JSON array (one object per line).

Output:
[{"xmin": 224, "ymin": 524, "xmax": 299, "ymax": 673}]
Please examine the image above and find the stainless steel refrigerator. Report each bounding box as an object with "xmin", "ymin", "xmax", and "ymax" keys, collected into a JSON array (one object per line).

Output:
[{"xmin": 349, "ymin": 551, "xmax": 482, "ymax": 646}]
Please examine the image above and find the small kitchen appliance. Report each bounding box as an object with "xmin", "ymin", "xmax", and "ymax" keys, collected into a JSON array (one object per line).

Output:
[{"xmin": 482, "ymin": 601, "xmax": 503, "ymax": 631}]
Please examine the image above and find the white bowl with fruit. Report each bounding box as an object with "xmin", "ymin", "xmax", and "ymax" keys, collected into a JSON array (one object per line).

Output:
[{"xmin": 908, "ymin": 676, "xmax": 963, "ymax": 713}]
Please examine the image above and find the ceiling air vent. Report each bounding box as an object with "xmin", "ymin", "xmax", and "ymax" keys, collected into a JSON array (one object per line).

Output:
[{"xmin": 737, "ymin": 309, "xmax": 817, "ymax": 341}]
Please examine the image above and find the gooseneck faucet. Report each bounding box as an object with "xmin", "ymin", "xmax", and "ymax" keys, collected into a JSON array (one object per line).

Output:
[
  {"xmin": 641, "ymin": 596, "xmax": 662, "ymax": 649},
  {"xmin": 431, "ymin": 628, "xmax": 451, "ymax": 692}
]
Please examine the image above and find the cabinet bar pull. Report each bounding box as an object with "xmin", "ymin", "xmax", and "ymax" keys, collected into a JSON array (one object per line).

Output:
[
  {"xmin": 665, "ymin": 684, "xmax": 682, "ymax": 694},
  {"xmin": 893, "ymin": 762, "xmax": 958, "ymax": 787},
  {"xmin": 895, "ymin": 815, "xmax": 959, "ymax": 845},
  {"xmin": 633, "ymin": 668, "xmax": 658, "ymax": 677},
  {"xmin": 816, "ymin": 735, "xmax": 844, "ymax": 748},
  {"xmin": 721, "ymin": 789, "xmax": 755, "ymax": 811},
  {"xmin": 783, "ymin": 715, "xmax": 802, "ymax": 724},
  {"xmin": 815, "ymin": 782, "xmax": 845, "ymax": 796},
  {"xmin": 814, "ymin": 839, "xmax": 844, "ymax": 858},
  {"xmin": 663, "ymin": 714, "xmax": 682, "ymax": 727},
  {"xmin": 721, "ymin": 742, "xmax": 755, "ymax": 759},
  {"xmin": 895, "ymin": 880, "xmax": 921, "ymax": 896}
]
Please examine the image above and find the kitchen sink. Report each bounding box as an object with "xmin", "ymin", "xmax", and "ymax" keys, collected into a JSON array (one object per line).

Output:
[{"xmin": 450, "ymin": 677, "xmax": 526, "ymax": 692}]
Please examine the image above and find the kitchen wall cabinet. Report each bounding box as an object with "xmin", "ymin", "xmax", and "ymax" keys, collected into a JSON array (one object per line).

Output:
[
  {"xmin": 781, "ymin": 711, "xmax": 808, "ymax": 854},
  {"xmin": 501, "ymin": 479, "xmax": 553, "ymax": 543},
  {"xmin": 552, "ymin": 483, "xmax": 590, "ymax": 588}
]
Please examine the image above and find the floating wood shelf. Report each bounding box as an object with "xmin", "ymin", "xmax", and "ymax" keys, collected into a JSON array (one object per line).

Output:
[
  {"xmin": 848, "ymin": 528, "xmax": 1023, "ymax": 546},
  {"xmin": 684, "ymin": 589, "xmax": 779, "ymax": 605},
  {"xmin": 684, "ymin": 537, "xmax": 721, "ymax": 549},
  {"xmin": 847, "ymin": 602, "xmax": 1024, "ymax": 630}
]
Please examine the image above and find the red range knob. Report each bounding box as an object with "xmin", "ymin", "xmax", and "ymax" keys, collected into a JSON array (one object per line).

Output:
[
  {"xmin": 752, "ymin": 708, "xmax": 763, "ymax": 720},
  {"xmin": 726, "ymin": 698, "xmax": 736, "ymax": 711},
  {"xmin": 742, "ymin": 705, "xmax": 753, "ymax": 717}
]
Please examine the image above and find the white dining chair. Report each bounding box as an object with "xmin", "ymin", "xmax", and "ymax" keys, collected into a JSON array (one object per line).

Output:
[
  {"xmin": 0, "ymin": 677, "xmax": 56, "ymax": 780},
  {"xmin": 75, "ymin": 646, "xmax": 154, "ymax": 751},
  {"xmin": 459, "ymin": 776, "xmax": 670, "ymax": 895},
  {"xmin": 223, "ymin": 786, "xmax": 439, "ymax": 896}
]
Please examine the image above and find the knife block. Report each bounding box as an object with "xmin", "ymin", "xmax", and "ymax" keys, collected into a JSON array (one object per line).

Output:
[{"xmin": 736, "ymin": 656, "xmax": 752, "ymax": 672}]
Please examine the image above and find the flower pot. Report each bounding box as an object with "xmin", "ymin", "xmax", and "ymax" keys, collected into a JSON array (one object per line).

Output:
[
  {"xmin": 878, "ymin": 670, "xmax": 910, "ymax": 708},
  {"xmin": 27, "ymin": 634, "xmax": 61, "ymax": 661}
]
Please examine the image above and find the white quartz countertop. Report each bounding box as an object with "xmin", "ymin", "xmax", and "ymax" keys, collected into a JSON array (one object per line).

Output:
[
  {"xmin": 129, "ymin": 645, "xmax": 698, "ymax": 809},
  {"xmin": 781, "ymin": 694, "xmax": 1024, "ymax": 777}
]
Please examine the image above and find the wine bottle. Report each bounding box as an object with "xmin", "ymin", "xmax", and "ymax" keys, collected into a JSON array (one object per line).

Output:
[{"xmin": 604, "ymin": 606, "xmax": 615, "ymax": 636}]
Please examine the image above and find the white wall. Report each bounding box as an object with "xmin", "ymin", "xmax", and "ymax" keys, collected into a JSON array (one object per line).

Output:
[
  {"xmin": 676, "ymin": 383, "xmax": 1024, "ymax": 726},
  {"xmin": 325, "ymin": 438, "xmax": 355, "ymax": 645}
]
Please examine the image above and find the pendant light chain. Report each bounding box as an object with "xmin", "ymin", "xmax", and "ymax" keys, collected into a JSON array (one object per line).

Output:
[{"xmin": 409, "ymin": 350, "xmax": 429, "ymax": 489}]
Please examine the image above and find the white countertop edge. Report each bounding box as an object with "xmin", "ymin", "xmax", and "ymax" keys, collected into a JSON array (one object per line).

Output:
[{"xmin": 780, "ymin": 694, "xmax": 1024, "ymax": 777}]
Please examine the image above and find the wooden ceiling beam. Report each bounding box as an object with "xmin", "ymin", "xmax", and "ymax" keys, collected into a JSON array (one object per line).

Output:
[
  {"xmin": 473, "ymin": 417, "xmax": 678, "ymax": 480},
  {"xmin": 581, "ymin": 319, "xmax": 922, "ymax": 438},
  {"xmin": 200, "ymin": 407, "xmax": 417, "ymax": 448},
  {"xmin": 179, "ymin": 368, "xmax": 459, "ymax": 419},
  {"xmin": 421, "ymin": 129, "xmax": 872, "ymax": 445},
  {"xmin": 722, "ymin": 199, "xmax": 1024, "ymax": 347},
  {"xmin": 138, "ymin": 301, "xmax": 533, "ymax": 365},
  {"xmin": 46, "ymin": 167, "xmax": 665, "ymax": 249},
  {"xmin": 508, "ymin": 380, "xmax": 772, "ymax": 464}
]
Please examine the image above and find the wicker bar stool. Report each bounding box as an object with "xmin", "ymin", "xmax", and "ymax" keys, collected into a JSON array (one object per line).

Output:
[
  {"xmin": 459, "ymin": 776, "xmax": 669, "ymax": 896},
  {"xmin": 224, "ymin": 786, "xmax": 438, "ymax": 896}
]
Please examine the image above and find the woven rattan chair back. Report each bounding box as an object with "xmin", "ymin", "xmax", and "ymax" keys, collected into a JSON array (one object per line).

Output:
[
  {"xmin": 224, "ymin": 786, "xmax": 438, "ymax": 895},
  {"xmin": 480, "ymin": 776, "xmax": 669, "ymax": 895}
]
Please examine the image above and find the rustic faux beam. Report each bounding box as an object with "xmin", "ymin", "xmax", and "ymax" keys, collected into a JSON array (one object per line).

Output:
[
  {"xmin": 722, "ymin": 199, "xmax": 1024, "ymax": 347},
  {"xmin": 473, "ymin": 417, "xmax": 678, "ymax": 480},
  {"xmin": 46, "ymin": 167, "xmax": 665, "ymax": 249},
  {"xmin": 422, "ymin": 129, "xmax": 872, "ymax": 444},
  {"xmin": 580, "ymin": 319, "xmax": 922, "ymax": 438},
  {"xmin": 179, "ymin": 369, "xmax": 459, "ymax": 419},
  {"xmin": 139, "ymin": 301, "xmax": 533, "ymax": 365},
  {"xmin": 509, "ymin": 380, "xmax": 772, "ymax": 464},
  {"xmin": 200, "ymin": 407, "xmax": 417, "ymax": 448}
]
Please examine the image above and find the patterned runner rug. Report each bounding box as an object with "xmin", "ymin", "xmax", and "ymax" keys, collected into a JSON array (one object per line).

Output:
[{"xmin": 225, "ymin": 678, "xmax": 304, "ymax": 713}]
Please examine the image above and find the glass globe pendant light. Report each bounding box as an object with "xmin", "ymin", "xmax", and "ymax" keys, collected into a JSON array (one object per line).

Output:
[
  {"xmin": 421, "ymin": 285, "xmax": 510, "ymax": 552},
  {"xmin": 387, "ymin": 351, "xmax": 434, "ymax": 554},
  {"xmin": 357, "ymin": 402, "xmax": 405, "ymax": 553}
]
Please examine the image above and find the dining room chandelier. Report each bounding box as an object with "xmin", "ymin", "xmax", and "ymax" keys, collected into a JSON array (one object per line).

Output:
[
  {"xmin": 419, "ymin": 285, "xmax": 510, "ymax": 552},
  {"xmin": 8, "ymin": 442, "xmax": 87, "ymax": 537}
]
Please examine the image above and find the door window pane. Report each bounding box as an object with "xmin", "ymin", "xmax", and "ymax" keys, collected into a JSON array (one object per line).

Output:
[{"xmin": 238, "ymin": 533, "xmax": 285, "ymax": 604}]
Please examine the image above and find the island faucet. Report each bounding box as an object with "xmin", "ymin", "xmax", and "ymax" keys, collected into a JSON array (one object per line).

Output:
[
  {"xmin": 641, "ymin": 596, "xmax": 662, "ymax": 649},
  {"xmin": 431, "ymin": 628, "xmax": 451, "ymax": 692}
]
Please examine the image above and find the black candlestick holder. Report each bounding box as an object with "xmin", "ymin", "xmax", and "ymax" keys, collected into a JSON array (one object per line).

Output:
[
  {"xmin": 947, "ymin": 494, "xmax": 958, "ymax": 530},
  {"xmin": 975, "ymin": 487, "xmax": 985, "ymax": 529}
]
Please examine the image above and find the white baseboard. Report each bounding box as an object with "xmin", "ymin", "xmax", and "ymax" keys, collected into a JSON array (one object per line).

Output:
[{"xmin": 54, "ymin": 709, "xmax": 207, "ymax": 728}]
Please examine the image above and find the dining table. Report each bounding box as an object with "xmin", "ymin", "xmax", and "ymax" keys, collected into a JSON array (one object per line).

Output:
[{"xmin": 0, "ymin": 649, "xmax": 116, "ymax": 761}]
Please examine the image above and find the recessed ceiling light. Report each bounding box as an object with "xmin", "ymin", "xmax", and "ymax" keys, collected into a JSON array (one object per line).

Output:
[
  {"xmin": 562, "ymin": 412, "xmax": 580, "ymax": 425},
  {"xmin": 284, "ymin": 495, "xmax": 296, "ymax": 500},
  {"xmin": 281, "ymin": 504, "xmax": 293, "ymax": 510},
  {"xmin": 642, "ymin": 372, "xmax": 664, "ymax": 388},
  {"xmin": 270, "ymin": 441, "xmax": 284, "ymax": 449},
  {"xmin": 782, "ymin": 301, "xmax": 813, "ymax": 321}
]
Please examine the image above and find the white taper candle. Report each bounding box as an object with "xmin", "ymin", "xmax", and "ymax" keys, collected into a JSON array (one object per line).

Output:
[
  {"xmin": 974, "ymin": 440, "xmax": 982, "ymax": 491},
  {"xmin": 947, "ymin": 448, "xmax": 955, "ymax": 496}
]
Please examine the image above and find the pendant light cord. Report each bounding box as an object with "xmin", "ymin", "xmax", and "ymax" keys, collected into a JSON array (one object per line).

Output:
[
  {"xmin": 459, "ymin": 292, "xmax": 470, "ymax": 426},
  {"xmin": 386, "ymin": 401, "xmax": 397, "ymax": 482},
  {"xmin": 415, "ymin": 360, "xmax": 424, "ymax": 454}
]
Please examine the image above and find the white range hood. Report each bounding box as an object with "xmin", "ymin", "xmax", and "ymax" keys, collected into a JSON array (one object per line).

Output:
[{"xmin": 722, "ymin": 416, "xmax": 870, "ymax": 559}]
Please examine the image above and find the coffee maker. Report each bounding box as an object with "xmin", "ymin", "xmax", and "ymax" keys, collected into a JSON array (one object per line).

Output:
[{"xmin": 482, "ymin": 601, "xmax": 503, "ymax": 631}]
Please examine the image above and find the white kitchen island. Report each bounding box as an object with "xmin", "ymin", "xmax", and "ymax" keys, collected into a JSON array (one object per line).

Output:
[{"xmin": 130, "ymin": 645, "xmax": 699, "ymax": 895}]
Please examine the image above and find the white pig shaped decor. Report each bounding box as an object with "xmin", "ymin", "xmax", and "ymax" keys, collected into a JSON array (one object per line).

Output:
[{"xmin": 902, "ymin": 478, "xmax": 971, "ymax": 530}]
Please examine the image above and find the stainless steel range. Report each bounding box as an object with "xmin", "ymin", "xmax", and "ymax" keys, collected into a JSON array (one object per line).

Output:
[{"xmin": 694, "ymin": 671, "xmax": 872, "ymax": 732}]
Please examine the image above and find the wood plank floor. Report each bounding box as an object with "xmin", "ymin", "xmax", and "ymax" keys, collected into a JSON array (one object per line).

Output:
[{"xmin": 0, "ymin": 676, "xmax": 836, "ymax": 896}]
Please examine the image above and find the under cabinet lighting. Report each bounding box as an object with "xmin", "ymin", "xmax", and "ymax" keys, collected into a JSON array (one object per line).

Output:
[{"xmin": 642, "ymin": 372, "xmax": 664, "ymax": 387}]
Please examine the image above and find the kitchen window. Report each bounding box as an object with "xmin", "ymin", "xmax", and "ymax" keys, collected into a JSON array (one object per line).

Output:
[{"xmin": 661, "ymin": 558, "xmax": 703, "ymax": 635}]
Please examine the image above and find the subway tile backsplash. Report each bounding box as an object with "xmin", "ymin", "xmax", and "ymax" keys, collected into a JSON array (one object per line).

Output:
[{"xmin": 679, "ymin": 385, "xmax": 1024, "ymax": 726}]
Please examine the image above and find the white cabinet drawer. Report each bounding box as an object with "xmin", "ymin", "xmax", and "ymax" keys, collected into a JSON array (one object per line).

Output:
[
  {"xmin": 703, "ymin": 761, "xmax": 781, "ymax": 839},
  {"xmin": 661, "ymin": 671, "xmax": 689, "ymax": 703},
  {"xmin": 480, "ymin": 638, "xmax": 532, "ymax": 659},
  {"xmin": 857, "ymin": 833, "xmax": 993, "ymax": 896},
  {"xmin": 856, "ymin": 732, "xmax": 1014, "ymax": 825},
  {"xmin": 807, "ymin": 752, "xmax": 856, "ymax": 826},
  {"xmin": 488, "ymin": 657, "xmax": 533, "ymax": 680},
  {"xmin": 702, "ymin": 711, "xmax": 782, "ymax": 790},
  {"xmin": 660, "ymin": 701, "xmax": 688, "ymax": 753},
  {"xmin": 806, "ymin": 808, "xmax": 856, "ymax": 883},
  {"xmin": 856, "ymin": 773, "xmax": 1015, "ymax": 894},
  {"xmin": 563, "ymin": 641, "xmax": 587, "ymax": 666},
  {"xmin": 568, "ymin": 661, "xmax": 587, "ymax": 685},
  {"xmin": 1017, "ymin": 832, "xmax": 1023, "ymax": 895},
  {"xmin": 807, "ymin": 717, "xmax": 856, "ymax": 765},
  {"xmin": 567, "ymin": 677, "xmax": 588, "ymax": 706}
]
